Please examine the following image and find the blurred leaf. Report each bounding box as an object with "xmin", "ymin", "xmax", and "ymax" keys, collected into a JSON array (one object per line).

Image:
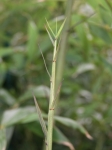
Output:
[
  {"xmin": 0, "ymin": 63, "xmax": 7, "ymax": 86},
  {"xmin": 11, "ymin": 53, "xmax": 25, "ymax": 70},
  {"xmin": 18, "ymin": 85, "xmax": 50, "ymax": 104},
  {"xmin": 25, "ymin": 122, "xmax": 44, "ymax": 137},
  {"xmin": 26, "ymin": 122, "xmax": 74, "ymax": 150},
  {"xmin": 37, "ymin": 36, "xmax": 52, "ymax": 57},
  {"xmin": 20, "ymin": 113, "xmax": 39, "ymax": 124},
  {"xmin": 72, "ymin": 63, "xmax": 95, "ymax": 78},
  {"xmin": 55, "ymin": 116, "xmax": 93, "ymax": 140},
  {"xmin": 104, "ymin": 0, "xmax": 112, "ymax": 12},
  {"xmin": 89, "ymin": 23, "xmax": 112, "ymax": 44},
  {"xmin": 99, "ymin": 5, "xmax": 112, "ymax": 26},
  {"xmin": 87, "ymin": 0, "xmax": 100, "ymax": 9},
  {"xmin": 33, "ymin": 95, "xmax": 47, "ymax": 141},
  {"xmin": 53, "ymin": 127, "xmax": 75, "ymax": 150},
  {"xmin": 0, "ymin": 128, "xmax": 6, "ymax": 150},
  {"xmin": 6, "ymin": 127, "xmax": 14, "ymax": 146},
  {"xmin": 88, "ymin": 0, "xmax": 111, "ymax": 12},
  {"xmin": 0, "ymin": 48, "xmax": 14, "ymax": 57},
  {"xmin": 1, "ymin": 107, "xmax": 35, "ymax": 127},
  {"xmin": 0, "ymin": 89, "xmax": 15, "ymax": 105},
  {"xmin": 1, "ymin": 107, "xmax": 92, "ymax": 140},
  {"xmin": 76, "ymin": 24, "xmax": 91, "ymax": 61},
  {"xmin": 99, "ymin": 56, "xmax": 112, "ymax": 72},
  {"xmin": 27, "ymin": 21, "xmax": 38, "ymax": 62}
]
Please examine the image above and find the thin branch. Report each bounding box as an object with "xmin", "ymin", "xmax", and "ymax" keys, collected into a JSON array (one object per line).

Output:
[{"xmin": 38, "ymin": 44, "xmax": 51, "ymax": 78}]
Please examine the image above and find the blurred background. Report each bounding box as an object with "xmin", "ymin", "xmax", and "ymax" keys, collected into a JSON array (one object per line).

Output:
[{"xmin": 0, "ymin": 0, "xmax": 112, "ymax": 150}]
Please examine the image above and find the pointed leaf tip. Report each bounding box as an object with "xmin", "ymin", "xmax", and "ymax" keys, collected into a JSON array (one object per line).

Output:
[
  {"xmin": 56, "ymin": 18, "xmax": 66, "ymax": 38},
  {"xmin": 45, "ymin": 25, "xmax": 54, "ymax": 46},
  {"xmin": 45, "ymin": 18, "xmax": 55, "ymax": 37},
  {"xmin": 86, "ymin": 132, "xmax": 93, "ymax": 140}
]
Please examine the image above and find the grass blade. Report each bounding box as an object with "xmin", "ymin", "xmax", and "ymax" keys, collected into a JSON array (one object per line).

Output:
[
  {"xmin": 45, "ymin": 18, "xmax": 55, "ymax": 37},
  {"xmin": 45, "ymin": 25, "xmax": 54, "ymax": 46},
  {"xmin": 33, "ymin": 95, "xmax": 48, "ymax": 141},
  {"xmin": 56, "ymin": 18, "xmax": 66, "ymax": 38}
]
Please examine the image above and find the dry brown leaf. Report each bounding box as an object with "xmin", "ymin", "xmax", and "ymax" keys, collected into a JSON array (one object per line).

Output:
[{"xmin": 60, "ymin": 141, "xmax": 75, "ymax": 150}]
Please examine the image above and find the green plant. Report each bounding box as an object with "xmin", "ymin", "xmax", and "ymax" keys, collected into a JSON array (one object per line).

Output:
[
  {"xmin": 1, "ymin": 0, "xmax": 112, "ymax": 150},
  {"xmin": 0, "ymin": 19, "xmax": 92, "ymax": 150}
]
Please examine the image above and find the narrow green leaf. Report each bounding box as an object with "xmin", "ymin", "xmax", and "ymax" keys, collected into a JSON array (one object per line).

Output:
[
  {"xmin": 45, "ymin": 26, "xmax": 54, "ymax": 46},
  {"xmin": 55, "ymin": 116, "xmax": 93, "ymax": 140},
  {"xmin": 45, "ymin": 18, "xmax": 55, "ymax": 37},
  {"xmin": 1, "ymin": 107, "xmax": 92, "ymax": 140},
  {"xmin": 33, "ymin": 95, "xmax": 47, "ymax": 141},
  {"xmin": 56, "ymin": 19, "xmax": 66, "ymax": 38}
]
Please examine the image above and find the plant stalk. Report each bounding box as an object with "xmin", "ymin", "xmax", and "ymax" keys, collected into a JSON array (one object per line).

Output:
[
  {"xmin": 46, "ymin": 39, "xmax": 57, "ymax": 150},
  {"xmin": 56, "ymin": 0, "xmax": 73, "ymax": 97}
]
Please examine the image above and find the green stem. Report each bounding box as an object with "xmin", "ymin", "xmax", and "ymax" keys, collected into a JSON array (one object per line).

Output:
[
  {"xmin": 46, "ymin": 1, "xmax": 73, "ymax": 149},
  {"xmin": 56, "ymin": 0, "xmax": 73, "ymax": 94},
  {"xmin": 46, "ymin": 39, "xmax": 57, "ymax": 150}
]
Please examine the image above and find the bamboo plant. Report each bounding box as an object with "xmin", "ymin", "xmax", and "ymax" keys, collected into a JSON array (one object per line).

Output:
[{"xmin": 33, "ymin": 19, "xmax": 66, "ymax": 150}]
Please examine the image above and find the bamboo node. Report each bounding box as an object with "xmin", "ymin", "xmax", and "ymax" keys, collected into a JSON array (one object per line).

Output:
[
  {"xmin": 50, "ymin": 108, "xmax": 54, "ymax": 110},
  {"xmin": 53, "ymin": 59, "xmax": 56, "ymax": 62}
]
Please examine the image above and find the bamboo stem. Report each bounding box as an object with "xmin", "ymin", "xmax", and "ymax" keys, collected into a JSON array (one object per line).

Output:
[
  {"xmin": 56, "ymin": 0, "xmax": 73, "ymax": 97},
  {"xmin": 46, "ymin": 39, "xmax": 57, "ymax": 150}
]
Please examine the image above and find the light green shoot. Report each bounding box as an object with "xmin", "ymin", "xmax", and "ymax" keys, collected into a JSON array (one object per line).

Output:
[
  {"xmin": 45, "ymin": 18, "xmax": 55, "ymax": 38},
  {"xmin": 35, "ymin": 18, "xmax": 66, "ymax": 150},
  {"xmin": 56, "ymin": 18, "xmax": 66, "ymax": 39},
  {"xmin": 45, "ymin": 26, "xmax": 54, "ymax": 46}
]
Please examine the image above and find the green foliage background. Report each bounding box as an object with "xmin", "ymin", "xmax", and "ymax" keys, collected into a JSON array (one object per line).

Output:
[{"xmin": 0, "ymin": 0, "xmax": 112, "ymax": 150}]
